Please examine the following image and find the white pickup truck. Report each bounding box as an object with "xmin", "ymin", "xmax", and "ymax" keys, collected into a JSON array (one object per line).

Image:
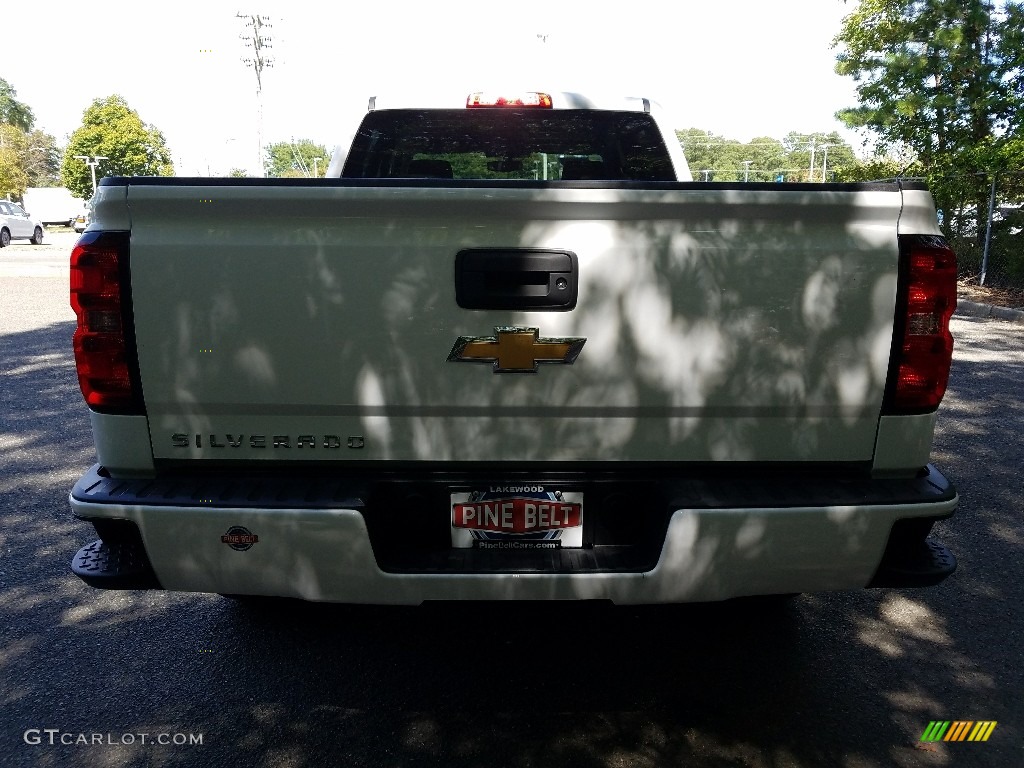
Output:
[{"xmin": 68, "ymin": 90, "xmax": 958, "ymax": 604}]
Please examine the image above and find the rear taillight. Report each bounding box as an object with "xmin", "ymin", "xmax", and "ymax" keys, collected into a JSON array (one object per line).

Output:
[
  {"xmin": 884, "ymin": 235, "xmax": 956, "ymax": 413},
  {"xmin": 70, "ymin": 231, "xmax": 142, "ymax": 413}
]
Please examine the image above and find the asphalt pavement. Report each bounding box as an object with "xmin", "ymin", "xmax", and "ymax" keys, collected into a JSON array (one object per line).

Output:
[{"xmin": 1, "ymin": 240, "xmax": 1021, "ymax": 768}]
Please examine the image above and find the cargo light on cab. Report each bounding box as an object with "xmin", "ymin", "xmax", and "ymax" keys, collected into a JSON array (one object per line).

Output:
[
  {"xmin": 467, "ymin": 92, "xmax": 553, "ymax": 108},
  {"xmin": 885, "ymin": 234, "xmax": 957, "ymax": 414}
]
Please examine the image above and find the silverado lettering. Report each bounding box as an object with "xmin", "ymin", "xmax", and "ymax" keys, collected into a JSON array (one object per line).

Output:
[{"xmin": 171, "ymin": 433, "xmax": 344, "ymax": 449}]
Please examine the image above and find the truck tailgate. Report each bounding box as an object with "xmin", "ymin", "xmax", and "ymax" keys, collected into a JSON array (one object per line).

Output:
[{"xmin": 126, "ymin": 183, "xmax": 901, "ymax": 464}]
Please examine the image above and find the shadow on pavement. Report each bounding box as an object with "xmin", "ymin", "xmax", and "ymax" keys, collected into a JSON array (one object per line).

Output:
[{"xmin": 2, "ymin": 316, "xmax": 1020, "ymax": 768}]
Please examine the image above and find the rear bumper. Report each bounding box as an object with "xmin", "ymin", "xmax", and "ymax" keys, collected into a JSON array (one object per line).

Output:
[{"xmin": 69, "ymin": 464, "xmax": 957, "ymax": 604}]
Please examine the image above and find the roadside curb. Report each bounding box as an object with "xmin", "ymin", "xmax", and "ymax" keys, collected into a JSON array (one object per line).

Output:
[{"xmin": 955, "ymin": 298, "xmax": 1024, "ymax": 324}]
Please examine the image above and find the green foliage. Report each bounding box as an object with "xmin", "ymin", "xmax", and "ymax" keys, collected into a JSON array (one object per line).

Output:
[
  {"xmin": 441, "ymin": 152, "xmax": 498, "ymax": 178},
  {"xmin": 0, "ymin": 78, "xmax": 59, "ymax": 198},
  {"xmin": 227, "ymin": 168, "xmax": 248, "ymax": 178},
  {"xmin": 407, "ymin": 151, "xmax": 548, "ymax": 179},
  {"xmin": 264, "ymin": 139, "xmax": 330, "ymax": 178},
  {"xmin": 676, "ymin": 129, "xmax": 748, "ymax": 181},
  {"xmin": 0, "ymin": 77, "xmax": 34, "ymax": 131},
  {"xmin": 741, "ymin": 137, "xmax": 787, "ymax": 181},
  {"xmin": 0, "ymin": 124, "xmax": 28, "ymax": 199},
  {"xmin": 993, "ymin": 135, "xmax": 1024, "ymax": 200},
  {"xmin": 61, "ymin": 96, "xmax": 173, "ymax": 198},
  {"xmin": 781, "ymin": 131, "xmax": 859, "ymax": 182},
  {"xmin": 988, "ymin": 205, "xmax": 1024, "ymax": 283},
  {"xmin": 675, "ymin": 129, "xmax": 859, "ymax": 182},
  {"xmin": 834, "ymin": 0, "xmax": 1018, "ymax": 160},
  {"xmin": 23, "ymin": 130, "xmax": 61, "ymax": 187},
  {"xmin": 833, "ymin": 0, "xmax": 1024, "ymax": 283},
  {"xmin": 832, "ymin": 155, "xmax": 922, "ymax": 182}
]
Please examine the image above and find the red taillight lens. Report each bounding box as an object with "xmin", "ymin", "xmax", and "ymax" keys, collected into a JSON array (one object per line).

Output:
[
  {"xmin": 70, "ymin": 231, "xmax": 141, "ymax": 413},
  {"xmin": 886, "ymin": 236, "xmax": 956, "ymax": 413}
]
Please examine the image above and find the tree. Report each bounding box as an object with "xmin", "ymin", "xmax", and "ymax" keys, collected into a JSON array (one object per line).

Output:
[
  {"xmin": 832, "ymin": 154, "xmax": 923, "ymax": 182},
  {"xmin": 742, "ymin": 137, "xmax": 788, "ymax": 182},
  {"xmin": 264, "ymin": 139, "xmax": 330, "ymax": 178},
  {"xmin": 61, "ymin": 96, "xmax": 173, "ymax": 198},
  {"xmin": 0, "ymin": 77, "xmax": 58, "ymax": 198},
  {"xmin": 835, "ymin": 1, "xmax": 1018, "ymax": 157},
  {"xmin": 714, "ymin": 140, "xmax": 755, "ymax": 182},
  {"xmin": 676, "ymin": 129, "xmax": 858, "ymax": 182},
  {"xmin": 0, "ymin": 77, "xmax": 34, "ymax": 131},
  {"xmin": 0, "ymin": 124, "xmax": 28, "ymax": 199},
  {"xmin": 0, "ymin": 127, "xmax": 62, "ymax": 198},
  {"xmin": 24, "ymin": 130, "xmax": 61, "ymax": 187},
  {"xmin": 833, "ymin": 0, "xmax": 1024, "ymax": 260},
  {"xmin": 676, "ymin": 129, "xmax": 739, "ymax": 181},
  {"xmin": 781, "ymin": 131, "xmax": 859, "ymax": 182}
]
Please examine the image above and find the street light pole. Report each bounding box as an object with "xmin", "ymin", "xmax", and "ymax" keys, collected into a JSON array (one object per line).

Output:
[
  {"xmin": 742, "ymin": 160, "xmax": 753, "ymax": 182},
  {"xmin": 74, "ymin": 155, "xmax": 108, "ymax": 194}
]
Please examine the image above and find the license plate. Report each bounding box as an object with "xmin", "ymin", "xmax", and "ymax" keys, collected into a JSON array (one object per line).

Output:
[{"xmin": 450, "ymin": 486, "xmax": 583, "ymax": 549}]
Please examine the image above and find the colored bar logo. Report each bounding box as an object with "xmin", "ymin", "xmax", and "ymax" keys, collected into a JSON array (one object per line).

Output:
[{"xmin": 920, "ymin": 721, "xmax": 997, "ymax": 742}]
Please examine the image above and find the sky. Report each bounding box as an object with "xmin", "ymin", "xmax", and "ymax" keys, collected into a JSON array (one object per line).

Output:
[{"xmin": 2, "ymin": 0, "xmax": 864, "ymax": 176}]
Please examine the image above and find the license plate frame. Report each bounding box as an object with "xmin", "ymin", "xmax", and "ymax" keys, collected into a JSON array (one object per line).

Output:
[{"xmin": 449, "ymin": 486, "xmax": 584, "ymax": 550}]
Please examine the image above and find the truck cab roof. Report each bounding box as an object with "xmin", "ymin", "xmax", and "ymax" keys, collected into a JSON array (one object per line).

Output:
[
  {"xmin": 366, "ymin": 90, "xmax": 662, "ymax": 112},
  {"xmin": 327, "ymin": 90, "xmax": 692, "ymax": 181}
]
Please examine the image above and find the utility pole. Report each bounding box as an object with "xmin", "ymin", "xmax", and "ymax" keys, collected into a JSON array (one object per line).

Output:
[
  {"xmin": 742, "ymin": 160, "xmax": 753, "ymax": 183},
  {"xmin": 820, "ymin": 144, "xmax": 831, "ymax": 182},
  {"xmin": 74, "ymin": 155, "xmax": 108, "ymax": 194},
  {"xmin": 238, "ymin": 13, "xmax": 274, "ymax": 177},
  {"xmin": 808, "ymin": 138, "xmax": 816, "ymax": 182}
]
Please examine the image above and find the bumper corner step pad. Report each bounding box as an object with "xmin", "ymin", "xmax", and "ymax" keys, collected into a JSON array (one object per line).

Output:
[
  {"xmin": 868, "ymin": 538, "xmax": 957, "ymax": 589},
  {"xmin": 71, "ymin": 539, "xmax": 162, "ymax": 590}
]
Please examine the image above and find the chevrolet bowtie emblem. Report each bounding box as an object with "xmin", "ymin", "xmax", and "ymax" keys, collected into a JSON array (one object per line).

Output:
[{"xmin": 447, "ymin": 327, "xmax": 586, "ymax": 373}]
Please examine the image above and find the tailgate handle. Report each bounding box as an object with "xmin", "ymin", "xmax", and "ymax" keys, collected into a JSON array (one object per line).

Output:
[{"xmin": 455, "ymin": 249, "xmax": 578, "ymax": 310}]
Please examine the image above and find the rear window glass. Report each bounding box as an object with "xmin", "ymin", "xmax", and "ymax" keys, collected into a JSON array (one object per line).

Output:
[{"xmin": 342, "ymin": 109, "xmax": 675, "ymax": 181}]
